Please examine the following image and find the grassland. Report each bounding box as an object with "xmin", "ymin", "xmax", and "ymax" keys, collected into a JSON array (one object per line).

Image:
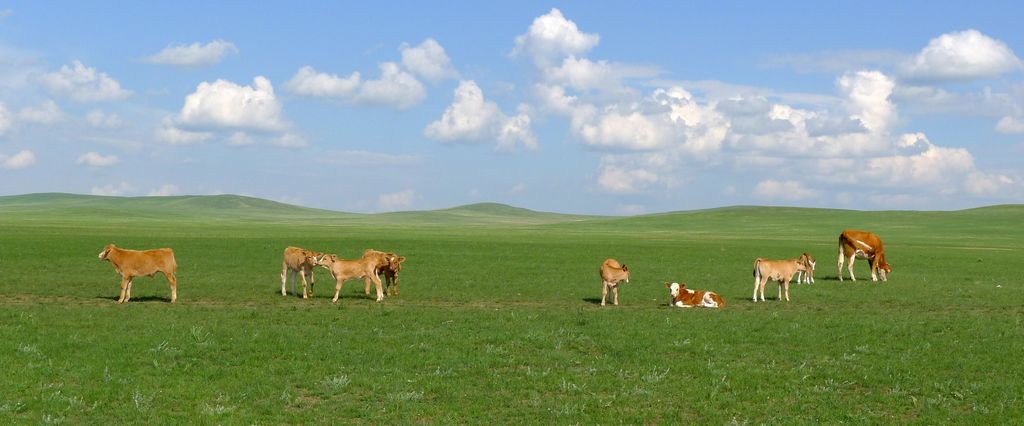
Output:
[{"xmin": 0, "ymin": 193, "xmax": 1021, "ymax": 424}]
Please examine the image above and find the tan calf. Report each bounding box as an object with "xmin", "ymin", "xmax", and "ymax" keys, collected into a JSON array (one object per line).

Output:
[
  {"xmin": 281, "ymin": 246, "xmax": 322, "ymax": 298},
  {"xmin": 376, "ymin": 254, "xmax": 406, "ymax": 296},
  {"xmin": 752, "ymin": 253, "xmax": 811, "ymax": 302},
  {"xmin": 98, "ymin": 244, "xmax": 177, "ymax": 304},
  {"xmin": 599, "ymin": 258, "xmax": 630, "ymax": 306},
  {"xmin": 317, "ymin": 250, "xmax": 394, "ymax": 303}
]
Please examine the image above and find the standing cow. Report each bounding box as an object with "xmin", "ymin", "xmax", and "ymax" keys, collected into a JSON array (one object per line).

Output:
[
  {"xmin": 98, "ymin": 244, "xmax": 178, "ymax": 304},
  {"xmin": 751, "ymin": 253, "xmax": 811, "ymax": 302},
  {"xmin": 281, "ymin": 246, "xmax": 323, "ymax": 298},
  {"xmin": 599, "ymin": 258, "xmax": 630, "ymax": 306},
  {"xmin": 837, "ymin": 230, "xmax": 891, "ymax": 282}
]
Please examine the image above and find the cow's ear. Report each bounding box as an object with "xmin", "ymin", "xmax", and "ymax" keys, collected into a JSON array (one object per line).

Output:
[
  {"xmin": 398, "ymin": 256, "xmax": 406, "ymax": 263},
  {"xmin": 664, "ymin": 282, "xmax": 670, "ymax": 288},
  {"xmin": 621, "ymin": 264, "xmax": 628, "ymax": 271}
]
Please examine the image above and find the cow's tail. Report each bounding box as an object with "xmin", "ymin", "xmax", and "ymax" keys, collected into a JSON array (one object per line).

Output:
[
  {"xmin": 169, "ymin": 249, "xmax": 178, "ymax": 274},
  {"xmin": 752, "ymin": 258, "xmax": 764, "ymax": 280}
]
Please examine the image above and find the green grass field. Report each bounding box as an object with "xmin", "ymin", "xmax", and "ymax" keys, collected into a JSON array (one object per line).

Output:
[{"xmin": 1, "ymin": 193, "xmax": 1021, "ymax": 424}]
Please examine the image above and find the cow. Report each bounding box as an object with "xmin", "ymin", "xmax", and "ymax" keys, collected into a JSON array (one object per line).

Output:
[
  {"xmin": 280, "ymin": 246, "xmax": 323, "ymax": 298},
  {"xmin": 751, "ymin": 253, "xmax": 811, "ymax": 302},
  {"xmin": 98, "ymin": 244, "xmax": 177, "ymax": 304},
  {"xmin": 599, "ymin": 259, "xmax": 630, "ymax": 306},
  {"xmin": 838, "ymin": 230, "xmax": 891, "ymax": 282},
  {"xmin": 316, "ymin": 250, "xmax": 395, "ymax": 303},
  {"xmin": 665, "ymin": 282, "xmax": 726, "ymax": 308},
  {"xmin": 362, "ymin": 249, "xmax": 405, "ymax": 297},
  {"xmin": 796, "ymin": 253, "xmax": 816, "ymax": 284}
]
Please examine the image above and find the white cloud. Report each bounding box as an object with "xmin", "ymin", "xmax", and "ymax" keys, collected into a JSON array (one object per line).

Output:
[
  {"xmin": 378, "ymin": 189, "xmax": 415, "ymax": 211},
  {"xmin": 425, "ymin": 80, "xmax": 536, "ymax": 151},
  {"xmin": 91, "ymin": 182, "xmax": 133, "ymax": 196},
  {"xmin": 903, "ymin": 30, "xmax": 1022, "ymax": 82},
  {"xmin": 37, "ymin": 60, "xmax": 131, "ymax": 102},
  {"xmin": 545, "ymin": 55, "xmax": 660, "ymax": 92},
  {"xmin": 512, "ymin": 8, "xmax": 599, "ymax": 67},
  {"xmin": 400, "ymin": 38, "xmax": 458, "ymax": 82},
  {"xmin": 837, "ymin": 70, "xmax": 896, "ymax": 133},
  {"xmin": 144, "ymin": 40, "xmax": 238, "ymax": 68},
  {"xmin": 0, "ymin": 103, "xmax": 12, "ymax": 135},
  {"xmin": 17, "ymin": 100, "xmax": 64, "ymax": 124},
  {"xmin": 155, "ymin": 118, "xmax": 212, "ymax": 145},
  {"xmin": 284, "ymin": 66, "xmax": 361, "ymax": 98},
  {"xmin": 355, "ymin": 62, "xmax": 426, "ymax": 110},
  {"xmin": 0, "ymin": 149, "xmax": 35, "ymax": 169},
  {"xmin": 753, "ymin": 179, "xmax": 819, "ymax": 201},
  {"xmin": 270, "ymin": 132, "xmax": 308, "ymax": 149},
  {"xmin": 147, "ymin": 184, "xmax": 180, "ymax": 196},
  {"xmin": 226, "ymin": 131, "xmax": 255, "ymax": 146},
  {"xmin": 597, "ymin": 163, "xmax": 659, "ymax": 194},
  {"xmin": 76, "ymin": 152, "xmax": 119, "ymax": 167},
  {"xmin": 177, "ymin": 76, "xmax": 287, "ymax": 131},
  {"xmin": 995, "ymin": 116, "xmax": 1024, "ymax": 134},
  {"xmin": 85, "ymin": 109, "xmax": 123, "ymax": 128}
]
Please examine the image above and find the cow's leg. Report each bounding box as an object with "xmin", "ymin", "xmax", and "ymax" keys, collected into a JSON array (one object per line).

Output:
[
  {"xmin": 393, "ymin": 275, "xmax": 399, "ymax": 296},
  {"xmin": 759, "ymin": 278, "xmax": 768, "ymax": 302},
  {"xmin": 601, "ymin": 282, "xmax": 608, "ymax": 306},
  {"xmin": 125, "ymin": 279, "xmax": 133, "ymax": 302},
  {"xmin": 370, "ymin": 275, "xmax": 384, "ymax": 302},
  {"xmin": 837, "ymin": 245, "xmax": 845, "ymax": 281},
  {"xmin": 332, "ymin": 279, "xmax": 345, "ymax": 303},
  {"xmin": 281, "ymin": 263, "xmax": 288, "ymax": 296},
  {"xmin": 306, "ymin": 268, "xmax": 315, "ymax": 298},
  {"xmin": 166, "ymin": 273, "xmax": 177, "ymax": 303},
  {"xmin": 870, "ymin": 259, "xmax": 879, "ymax": 282},
  {"xmin": 364, "ymin": 278, "xmax": 372, "ymax": 296},
  {"xmin": 752, "ymin": 273, "xmax": 760, "ymax": 302},
  {"xmin": 847, "ymin": 254, "xmax": 857, "ymax": 281},
  {"xmin": 783, "ymin": 279, "xmax": 791, "ymax": 302},
  {"xmin": 612, "ymin": 285, "xmax": 619, "ymax": 306},
  {"xmin": 117, "ymin": 276, "xmax": 130, "ymax": 303},
  {"xmin": 879, "ymin": 268, "xmax": 887, "ymax": 282},
  {"xmin": 300, "ymin": 269, "xmax": 310, "ymax": 299}
]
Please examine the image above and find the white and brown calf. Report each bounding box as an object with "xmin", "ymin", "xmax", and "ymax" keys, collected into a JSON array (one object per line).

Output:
[
  {"xmin": 666, "ymin": 282, "xmax": 726, "ymax": 308},
  {"xmin": 796, "ymin": 253, "xmax": 816, "ymax": 284}
]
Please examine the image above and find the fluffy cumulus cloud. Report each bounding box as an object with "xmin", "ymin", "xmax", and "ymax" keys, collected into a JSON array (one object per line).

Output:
[
  {"xmin": 85, "ymin": 109, "xmax": 123, "ymax": 128},
  {"xmin": 37, "ymin": 60, "xmax": 131, "ymax": 102},
  {"xmin": 76, "ymin": 152, "xmax": 119, "ymax": 167},
  {"xmin": 176, "ymin": 76, "xmax": 286, "ymax": 131},
  {"xmin": 355, "ymin": 62, "xmax": 426, "ymax": 109},
  {"xmin": 155, "ymin": 117, "xmax": 212, "ymax": 145},
  {"xmin": 425, "ymin": 80, "xmax": 536, "ymax": 151},
  {"xmin": 0, "ymin": 149, "xmax": 35, "ymax": 169},
  {"xmin": 903, "ymin": 29, "xmax": 1022, "ymax": 82},
  {"xmin": 284, "ymin": 66, "xmax": 361, "ymax": 98},
  {"xmin": 512, "ymin": 8, "xmax": 599, "ymax": 67},
  {"xmin": 753, "ymin": 179, "xmax": 819, "ymax": 201},
  {"xmin": 400, "ymin": 38, "xmax": 458, "ymax": 82},
  {"xmin": 995, "ymin": 116, "xmax": 1024, "ymax": 134},
  {"xmin": 837, "ymin": 70, "xmax": 896, "ymax": 133},
  {"xmin": 144, "ymin": 40, "xmax": 238, "ymax": 68},
  {"xmin": 378, "ymin": 189, "xmax": 415, "ymax": 211}
]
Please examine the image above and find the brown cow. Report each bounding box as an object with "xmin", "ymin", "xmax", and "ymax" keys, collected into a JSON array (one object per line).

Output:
[
  {"xmin": 362, "ymin": 249, "xmax": 405, "ymax": 297},
  {"xmin": 281, "ymin": 246, "xmax": 322, "ymax": 298},
  {"xmin": 752, "ymin": 253, "xmax": 811, "ymax": 302},
  {"xmin": 98, "ymin": 244, "xmax": 177, "ymax": 304},
  {"xmin": 599, "ymin": 258, "xmax": 630, "ymax": 306},
  {"xmin": 316, "ymin": 250, "xmax": 394, "ymax": 303},
  {"xmin": 665, "ymin": 282, "xmax": 726, "ymax": 308},
  {"xmin": 838, "ymin": 230, "xmax": 891, "ymax": 282}
]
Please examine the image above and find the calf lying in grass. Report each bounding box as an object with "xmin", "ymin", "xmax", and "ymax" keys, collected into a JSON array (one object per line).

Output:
[{"xmin": 665, "ymin": 282, "xmax": 725, "ymax": 308}]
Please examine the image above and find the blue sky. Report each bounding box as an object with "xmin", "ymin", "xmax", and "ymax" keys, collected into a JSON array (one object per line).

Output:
[{"xmin": 1, "ymin": 2, "xmax": 1022, "ymax": 214}]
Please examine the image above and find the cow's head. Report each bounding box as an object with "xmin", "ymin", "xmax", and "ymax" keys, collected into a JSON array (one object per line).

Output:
[
  {"xmin": 665, "ymin": 282, "xmax": 684, "ymax": 299},
  {"xmin": 98, "ymin": 244, "xmax": 115, "ymax": 260},
  {"xmin": 389, "ymin": 255, "xmax": 406, "ymax": 272},
  {"xmin": 801, "ymin": 252, "xmax": 816, "ymax": 272},
  {"xmin": 621, "ymin": 264, "xmax": 629, "ymax": 283},
  {"xmin": 877, "ymin": 254, "xmax": 892, "ymax": 279},
  {"xmin": 315, "ymin": 253, "xmax": 336, "ymax": 267}
]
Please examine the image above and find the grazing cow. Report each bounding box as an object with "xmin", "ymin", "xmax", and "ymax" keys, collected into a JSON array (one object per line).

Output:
[
  {"xmin": 838, "ymin": 230, "xmax": 891, "ymax": 282},
  {"xmin": 316, "ymin": 250, "xmax": 394, "ymax": 303},
  {"xmin": 98, "ymin": 244, "xmax": 177, "ymax": 304},
  {"xmin": 796, "ymin": 253, "xmax": 816, "ymax": 284},
  {"xmin": 665, "ymin": 282, "xmax": 725, "ymax": 308},
  {"xmin": 281, "ymin": 246, "xmax": 323, "ymax": 298},
  {"xmin": 751, "ymin": 253, "xmax": 811, "ymax": 302},
  {"xmin": 599, "ymin": 259, "xmax": 630, "ymax": 306}
]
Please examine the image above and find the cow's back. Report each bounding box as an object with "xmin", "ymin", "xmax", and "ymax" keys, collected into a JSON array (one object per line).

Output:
[
  {"xmin": 283, "ymin": 246, "xmax": 315, "ymax": 270},
  {"xmin": 600, "ymin": 258, "xmax": 627, "ymax": 283},
  {"xmin": 121, "ymin": 247, "xmax": 176, "ymax": 275},
  {"xmin": 840, "ymin": 230, "xmax": 884, "ymax": 254}
]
